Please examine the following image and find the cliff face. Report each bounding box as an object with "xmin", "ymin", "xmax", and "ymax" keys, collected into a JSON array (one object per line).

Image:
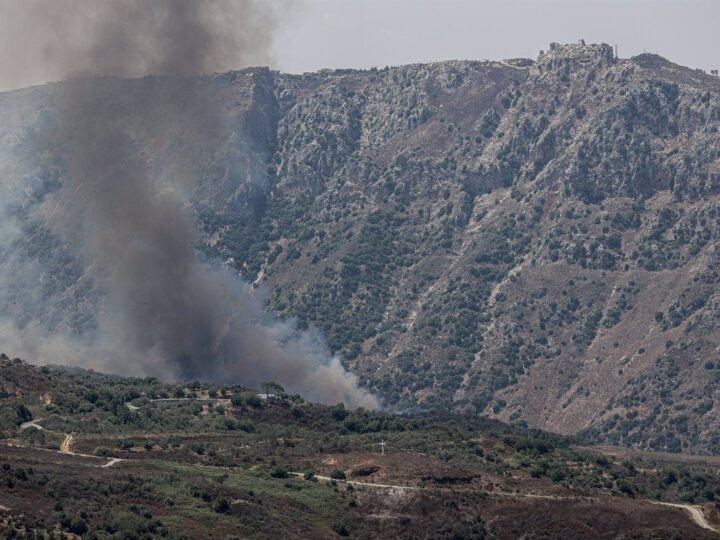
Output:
[{"xmin": 4, "ymin": 42, "xmax": 720, "ymax": 452}]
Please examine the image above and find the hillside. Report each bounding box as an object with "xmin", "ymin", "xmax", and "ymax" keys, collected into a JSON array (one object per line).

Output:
[
  {"xmin": 1, "ymin": 356, "xmax": 720, "ymax": 538},
  {"xmin": 2, "ymin": 42, "xmax": 720, "ymax": 453}
]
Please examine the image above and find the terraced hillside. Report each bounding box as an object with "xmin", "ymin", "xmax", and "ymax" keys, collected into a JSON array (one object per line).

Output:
[{"xmin": 3, "ymin": 42, "xmax": 720, "ymax": 452}]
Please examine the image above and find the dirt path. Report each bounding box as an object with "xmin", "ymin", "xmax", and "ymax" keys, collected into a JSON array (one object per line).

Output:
[
  {"xmin": 10, "ymin": 433, "xmax": 123, "ymax": 469},
  {"xmin": 60, "ymin": 434, "xmax": 74, "ymax": 454},
  {"xmin": 490, "ymin": 490, "xmax": 595, "ymax": 502},
  {"xmin": 494, "ymin": 490, "xmax": 716, "ymax": 531},
  {"xmin": 2, "ymin": 442, "xmax": 123, "ymax": 468},
  {"xmin": 58, "ymin": 434, "xmax": 123, "ymax": 467},
  {"xmin": 293, "ymin": 472, "xmax": 714, "ymax": 531},
  {"xmin": 651, "ymin": 501, "xmax": 717, "ymax": 532},
  {"xmin": 19, "ymin": 419, "xmax": 44, "ymax": 431},
  {"xmin": 291, "ymin": 473, "xmax": 419, "ymax": 491},
  {"xmin": 292, "ymin": 473, "xmax": 592, "ymax": 500}
]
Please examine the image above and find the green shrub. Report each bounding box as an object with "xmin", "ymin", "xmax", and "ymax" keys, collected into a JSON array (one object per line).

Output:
[
  {"xmin": 214, "ymin": 498, "xmax": 231, "ymax": 513},
  {"xmin": 118, "ymin": 440, "xmax": 134, "ymax": 451},
  {"xmin": 243, "ymin": 392, "xmax": 262, "ymax": 408},
  {"xmin": 331, "ymin": 404, "xmax": 348, "ymax": 422}
]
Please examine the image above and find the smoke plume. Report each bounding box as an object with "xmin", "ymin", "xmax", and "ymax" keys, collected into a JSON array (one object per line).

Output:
[{"xmin": 0, "ymin": 1, "xmax": 378, "ymax": 409}]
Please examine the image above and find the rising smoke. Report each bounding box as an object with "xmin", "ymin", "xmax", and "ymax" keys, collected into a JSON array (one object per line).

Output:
[{"xmin": 0, "ymin": 0, "xmax": 378, "ymax": 409}]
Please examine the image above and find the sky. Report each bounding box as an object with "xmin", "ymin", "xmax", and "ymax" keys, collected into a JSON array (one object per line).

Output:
[
  {"xmin": 0, "ymin": 0, "xmax": 718, "ymax": 91},
  {"xmin": 274, "ymin": 0, "xmax": 720, "ymax": 74}
]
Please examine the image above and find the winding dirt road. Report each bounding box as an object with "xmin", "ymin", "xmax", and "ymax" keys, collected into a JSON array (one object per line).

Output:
[
  {"xmin": 291, "ymin": 472, "xmax": 717, "ymax": 532},
  {"xmin": 57, "ymin": 434, "xmax": 124, "ymax": 467},
  {"xmin": 3, "ymin": 432, "xmax": 122, "ymax": 468},
  {"xmin": 652, "ymin": 501, "xmax": 717, "ymax": 532}
]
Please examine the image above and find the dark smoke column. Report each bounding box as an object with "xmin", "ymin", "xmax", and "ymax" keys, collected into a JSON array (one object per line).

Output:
[{"xmin": 26, "ymin": 0, "xmax": 379, "ymax": 408}]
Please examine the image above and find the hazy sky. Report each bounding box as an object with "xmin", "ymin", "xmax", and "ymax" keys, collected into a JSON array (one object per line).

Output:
[
  {"xmin": 0, "ymin": 0, "xmax": 718, "ymax": 91},
  {"xmin": 275, "ymin": 0, "xmax": 720, "ymax": 73}
]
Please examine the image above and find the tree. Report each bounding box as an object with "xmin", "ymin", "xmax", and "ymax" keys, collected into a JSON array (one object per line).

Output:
[
  {"xmin": 331, "ymin": 403, "xmax": 348, "ymax": 422},
  {"xmin": 15, "ymin": 403, "xmax": 33, "ymax": 425},
  {"xmin": 261, "ymin": 382, "xmax": 285, "ymax": 400}
]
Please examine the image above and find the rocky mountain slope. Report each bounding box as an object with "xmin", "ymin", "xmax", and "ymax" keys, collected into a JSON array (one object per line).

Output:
[{"xmin": 3, "ymin": 42, "xmax": 720, "ymax": 453}]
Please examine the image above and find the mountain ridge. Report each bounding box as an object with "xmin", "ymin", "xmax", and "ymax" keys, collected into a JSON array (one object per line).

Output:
[{"xmin": 3, "ymin": 41, "xmax": 720, "ymax": 453}]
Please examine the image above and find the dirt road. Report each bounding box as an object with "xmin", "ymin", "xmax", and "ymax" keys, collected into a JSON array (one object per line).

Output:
[
  {"xmin": 652, "ymin": 501, "xmax": 717, "ymax": 532},
  {"xmin": 290, "ymin": 472, "xmax": 419, "ymax": 491},
  {"xmin": 19, "ymin": 419, "xmax": 44, "ymax": 431},
  {"xmin": 57, "ymin": 434, "xmax": 123, "ymax": 467},
  {"xmin": 292, "ymin": 472, "xmax": 715, "ymax": 532},
  {"xmin": 60, "ymin": 434, "xmax": 74, "ymax": 454}
]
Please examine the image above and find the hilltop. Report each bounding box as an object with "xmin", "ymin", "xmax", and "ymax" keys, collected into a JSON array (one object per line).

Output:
[{"xmin": 2, "ymin": 42, "xmax": 720, "ymax": 453}]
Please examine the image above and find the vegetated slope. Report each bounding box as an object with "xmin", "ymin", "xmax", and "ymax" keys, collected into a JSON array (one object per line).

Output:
[
  {"xmin": 1, "ymin": 356, "xmax": 719, "ymax": 539},
  {"xmin": 3, "ymin": 42, "xmax": 720, "ymax": 453}
]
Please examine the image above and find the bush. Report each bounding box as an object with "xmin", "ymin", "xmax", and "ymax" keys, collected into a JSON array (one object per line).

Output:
[
  {"xmin": 330, "ymin": 469, "xmax": 346, "ymax": 481},
  {"xmin": 331, "ymin": 404, "xmax": 348, "ymax": 422},
  {"xmin": 236, "ymin": 420, "xmax": 255, "ymax": 433},
  {"xmin": 214, "ymin": 498, "xmax": 231, "ymax": 513},
  {"xmin": 118, "ymin": 440, "xmax": 134, "ymax": 451},
  {"xmin": 245, "ymin": 394, "xmax": 262, "ymax": 408},
  {"xmin": 70, "ymin": 518, "xmax": 88, "ymax": 535},
  {"xmin": 270, "ymin": 467, "xmax": 288, "ymax": 479},
  {"xmin": 15, "ymin": 403, "xmax": 33, "ymax": 425},
  {"xmin": 332, "ymin": 522, "xmax": 350, "ymax": 537}
]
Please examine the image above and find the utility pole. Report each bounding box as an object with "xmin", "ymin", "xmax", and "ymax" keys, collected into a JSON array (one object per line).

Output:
[{"xmin": 379, "ymin": 439, "xmax": 386, "ymax": 456}]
